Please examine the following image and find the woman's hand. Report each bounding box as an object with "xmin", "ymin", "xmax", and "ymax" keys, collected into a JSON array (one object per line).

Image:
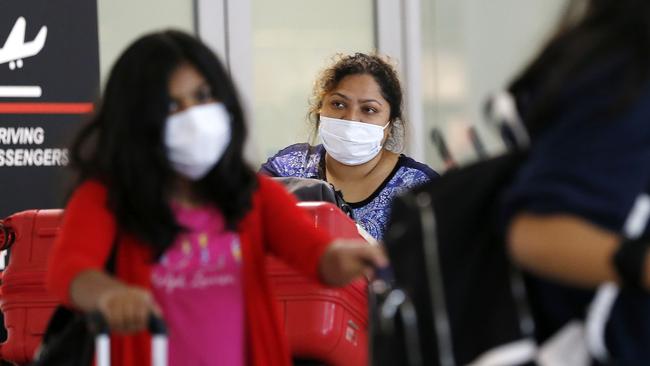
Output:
[
  {"xmin": 96, "ymin": 286, "xmax": 162, "ymax": 334},
  {"xmin": 70, "ymin": 270, "xmax": 162, "ymax": 334},
  {"xmin": 319, "ymin": 239, "xmax": 389, "ymax": 286}
]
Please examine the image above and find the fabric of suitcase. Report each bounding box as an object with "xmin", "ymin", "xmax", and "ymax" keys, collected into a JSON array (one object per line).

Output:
[
  {"xmin": 0, "ymin": 209, "xmax": 61, "ymax": 365},
  {"xmin": 268, "ymin": 202, "xmax": 369, "ymax": 366},
  {"xmin": 269, "ymin": 261, "xmax": 368, "ymax": 365},
  {"xmin": 378, "ymin": 153, "xmax": 532, "ymax": 365}
]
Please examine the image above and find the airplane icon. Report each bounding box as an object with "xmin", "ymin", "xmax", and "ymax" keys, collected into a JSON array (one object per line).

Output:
[{"xmin": 0, "ymin": 17, "xmax": 47, "ymax": 70}]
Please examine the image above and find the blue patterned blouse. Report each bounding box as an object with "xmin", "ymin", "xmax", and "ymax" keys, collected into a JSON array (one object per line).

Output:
[{"xmin": 260, "ymin": 143, "xmax": 438, "ymax": 240}]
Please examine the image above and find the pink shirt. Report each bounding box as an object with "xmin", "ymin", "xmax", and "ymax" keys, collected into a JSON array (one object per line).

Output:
[{"xmin": 151, "ymin": 203, "xmax": 244, "ymax": 366}]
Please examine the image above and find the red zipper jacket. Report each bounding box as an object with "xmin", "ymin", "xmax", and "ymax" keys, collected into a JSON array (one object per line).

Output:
[{"xmin": 46, "ymin": 175, "xmax": 332, "ymax": 366}]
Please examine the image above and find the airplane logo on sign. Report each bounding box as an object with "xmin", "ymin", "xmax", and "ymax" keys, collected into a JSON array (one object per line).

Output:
[{"xmin": 0, "ymin": 17, "xmax": 47, "ymax": 70}]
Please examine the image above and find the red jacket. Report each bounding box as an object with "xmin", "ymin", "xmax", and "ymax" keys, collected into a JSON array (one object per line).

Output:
[{"xmin": 46, "ymin": 175, "xmax": 332, "ymax": 366}]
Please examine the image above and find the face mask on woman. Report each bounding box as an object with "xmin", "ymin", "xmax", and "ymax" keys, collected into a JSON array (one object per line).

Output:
[
  {"xmin": 318, "ymin": 115, "xmax": 391, "ymax": 166},
  {"xmin": 165, "ymin": 102, "xmax": 231, "ymax": 180}
]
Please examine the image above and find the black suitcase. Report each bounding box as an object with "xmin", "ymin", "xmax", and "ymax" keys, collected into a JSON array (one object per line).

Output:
[
  {"xmin": 370, "ymin": 90, "xmax": 541, "ymax": 365},
  {"xmin": 371, "ymin": 151, "xmax": 536, "ymax": 366}
]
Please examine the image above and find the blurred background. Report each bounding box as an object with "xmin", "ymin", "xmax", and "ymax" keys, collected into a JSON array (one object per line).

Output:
[{"xmin": 98, "ymin": 0, "xmax": 565, "ymax": 172}]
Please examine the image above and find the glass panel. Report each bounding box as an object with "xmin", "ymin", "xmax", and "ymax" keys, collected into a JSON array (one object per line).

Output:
[
  {"xmin": 252, "ymin": 0, "xmax": 374, "ymax": 161},
  {"xmin": 97, "ymin": 0, "xmax": 195, "ymax": 84},
  {"xmin": 422, "ymin": 0, "xmax": 566, "ymax": 171}
]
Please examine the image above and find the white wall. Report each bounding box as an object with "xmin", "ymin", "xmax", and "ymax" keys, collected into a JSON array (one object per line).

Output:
[
  {"xmin": 97, "ymin": 0, "xmax": 195, "ymax": 85},
  {"xmin": 95, "ymin": 0, "xmax": 569, "ymax": 172},
  {"xmin": 422, "ymin": 0, "xmax": 566, "ymax": 171},
  {"xmin": 251, "ymin": 0, "xmax": 375, "ymax": 161}
]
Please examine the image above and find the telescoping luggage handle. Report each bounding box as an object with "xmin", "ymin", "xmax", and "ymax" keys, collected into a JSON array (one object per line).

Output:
[
  {"xmin": 371, "ymin": 266, "xmax": 423, "ymax": 366},
  {"xmin": 87, "ymin": 312, "xmax": 168, "ymax": 366},
  {"xmin": 484, "ymin": 91, "xmax": 530, "ymax": 150}
]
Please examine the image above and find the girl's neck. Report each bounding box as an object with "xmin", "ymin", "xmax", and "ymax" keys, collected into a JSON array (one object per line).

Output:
[{"xmin": 171, "ymin": 177, "xmax": 204, "ymax": 208}]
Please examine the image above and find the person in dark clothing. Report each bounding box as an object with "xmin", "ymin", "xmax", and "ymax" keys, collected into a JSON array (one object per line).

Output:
[{"xmin": 504, "ymin": 0, "xmax": 650, "ymax": 363}]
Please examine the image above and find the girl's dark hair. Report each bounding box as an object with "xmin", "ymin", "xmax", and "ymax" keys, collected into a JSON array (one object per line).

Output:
[
  {"xmin": 71, "ymin": 30, "xmax": 257, "ymax": 256},
  {"xmin": 309, "ymin": 53, "xmax": 405, "ymax": 152},
  {"xmin": 510, "ymin": 0, "xmax": 650, "ymax": 136}
]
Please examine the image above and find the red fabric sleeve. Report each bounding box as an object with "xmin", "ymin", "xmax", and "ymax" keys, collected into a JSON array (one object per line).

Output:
[
  {"xmin": 46, "ymin": 180, "xmax": 118, "ymax": 306},
  {"xmin": 257, "ymin": 175, "xmax": 333, "ymax": 280}
]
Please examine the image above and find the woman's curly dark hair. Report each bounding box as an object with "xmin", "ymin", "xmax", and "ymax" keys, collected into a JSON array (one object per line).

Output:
[{"xmin": 309, "ymin": 53, "xmax": 406, "ymax": 152}]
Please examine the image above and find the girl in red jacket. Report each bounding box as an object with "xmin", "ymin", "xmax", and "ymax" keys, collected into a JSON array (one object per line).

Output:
[{"xmin": 46, "ymin": 30, "xmax": 386, "ymax": 366}]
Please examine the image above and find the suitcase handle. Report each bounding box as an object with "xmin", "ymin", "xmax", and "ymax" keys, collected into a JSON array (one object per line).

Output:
[
  {"xmin": 87, "ymin": 311, "xmax": 167, "ymax": 335},
  {"xmin": 370, "ymin": 275, "xmax": 423, "ymax": 366},
  {"xmin": 87, "ymin": 311, "xmax": 168, "ymax": 366},
  {"xmin": 0, "ymin": 222, "xmax": 15, "ymax": 251}
]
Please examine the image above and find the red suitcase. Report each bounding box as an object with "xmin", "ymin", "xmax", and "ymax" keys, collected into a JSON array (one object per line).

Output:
[
  {"xmin": 0, "ymin": 203, "xmax": 369, "ymax": 365},
  {"xmin": 0, "ymin": 210, "xmax": 62, "ymax": 365},
  {"xmin": 268, "ymin": 202, "xmax": 369, "ymax": 366}
]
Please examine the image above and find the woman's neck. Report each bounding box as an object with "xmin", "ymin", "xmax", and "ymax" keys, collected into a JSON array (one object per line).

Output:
[{"xmin": 325, "ymin": 148, "xmax": 392, "ymax": 183}]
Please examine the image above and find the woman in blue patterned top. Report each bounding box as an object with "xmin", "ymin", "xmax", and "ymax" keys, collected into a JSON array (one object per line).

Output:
[{"xmin": 260, "ymin": 53, "xmax": 437, "ymax": 240}]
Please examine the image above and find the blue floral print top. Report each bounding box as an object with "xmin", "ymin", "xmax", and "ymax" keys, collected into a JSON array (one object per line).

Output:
[{"xmin": 260, "ymin": 143, "xmax": 438, "ymax": 240}]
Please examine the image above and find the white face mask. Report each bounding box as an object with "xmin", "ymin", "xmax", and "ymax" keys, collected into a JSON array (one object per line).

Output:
[
  {"xmin": 318, "ymin": 116, "xmax": 390, "ymax": 166},
  {"xmin": 164, "ymin": 102, "xmax": 231, "ymax": 180}
]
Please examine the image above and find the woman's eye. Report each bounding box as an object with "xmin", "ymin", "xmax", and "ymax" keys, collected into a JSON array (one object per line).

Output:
[
  {"xmin": 331, "ymin": 101, "xmax": 345, "ymax": 109},
  {"xmin": 364, "ymin": 106, "xmax": 378, "ymax": 114}
]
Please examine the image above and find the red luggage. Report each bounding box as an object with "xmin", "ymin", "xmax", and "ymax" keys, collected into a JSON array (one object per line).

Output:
[
  {"xmin": 268, "ymin": 202, "xmax": 369, "ymax": 366},
  {"xmin": 0, "ymin": 203, "xmax": 369, "ymax": 365},
  {"xmin": 0, "ymin": 210, "xmax": 62, "ymax": 365}
]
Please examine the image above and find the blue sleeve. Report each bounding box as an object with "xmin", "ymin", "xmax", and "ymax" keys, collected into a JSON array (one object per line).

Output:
[
  {"xmin": 258, "ymin": 143, "xmax": 317, "ymax": 178},
  {"xmin": 259, "ymin": 157, "xmax": 280, "ymax": 177},
  {"xmin": 504, "ymin": 85, "xmax": 650, "ymax": 232},
  {"xmin": 399, "ymin": 155, "xmax": 439, "ymax": 181}
]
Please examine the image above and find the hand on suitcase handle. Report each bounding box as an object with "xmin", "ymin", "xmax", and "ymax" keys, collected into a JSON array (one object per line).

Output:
[
  {"xmin": 87, "ymin": 311, "xmax": 167, "ymax": 335},
  {"xmin": 94, "ymin": 284, "xmax": 164, "ymax": 334},
  {"xmin": 319, "ymin": 239, "xmax": 389, "ymax": 286}
]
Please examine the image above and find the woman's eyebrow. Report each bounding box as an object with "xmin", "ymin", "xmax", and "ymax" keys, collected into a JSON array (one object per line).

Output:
[
  {"xmin": 331, "ymin": 92, "xmax": 382, "ymax": 106},
  {"xmin": 359, "ymin": 98, "xmax": 382, "ymax": 105},
  {"xmin": 330, "ymin": 92, "xmax": 350, "ymax": 100}
]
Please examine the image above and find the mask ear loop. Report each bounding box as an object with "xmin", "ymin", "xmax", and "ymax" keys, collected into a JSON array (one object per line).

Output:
[
  {"xmin": 314, "ymin": 114, "xmax": 327, "ymax": 180},
  {"xmin": 379, "ymin": 121, "xmax": 393, "ymax": 150}
]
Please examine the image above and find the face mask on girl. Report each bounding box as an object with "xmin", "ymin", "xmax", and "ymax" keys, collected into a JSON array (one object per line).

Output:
[
  {"xmin": 318, "ymin": 116, "xmax": 391, "ymax": 166},
  {"xmin": 164, "ymin": 102, "xmax": 231, "ymax": 180}
]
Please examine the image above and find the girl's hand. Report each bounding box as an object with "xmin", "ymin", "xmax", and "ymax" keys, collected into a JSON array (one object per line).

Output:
[
  {"xmin": 319, "ymin": 239, "xmax": 389, "ymax": 286},
  {"xmin": 70, "ymin": 270, "xmax": 162, "ymax": 334},
  {"xmin": 96, "ymin": 285, "xmax": 161, "ymax": 334}
]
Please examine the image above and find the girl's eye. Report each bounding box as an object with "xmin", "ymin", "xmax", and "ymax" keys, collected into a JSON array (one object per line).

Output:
[
  {"xmin": 363, "ymin": 107, "xmax": 378, "ymax": 114},
  {"xmin": 196, "ymin": 88, "xmax": 213, "ymax": 102},
  {"xmin": 169, "ymin": 100, "xmax": 179, "ymax": 114}
]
